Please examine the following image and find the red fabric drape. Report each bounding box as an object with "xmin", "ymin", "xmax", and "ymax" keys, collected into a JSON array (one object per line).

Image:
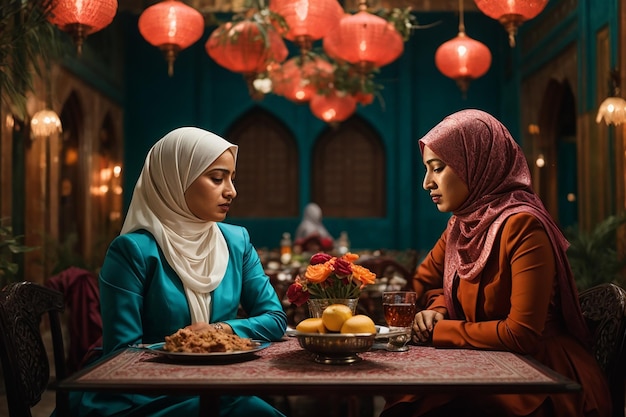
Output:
[{"xmin": 46, "ymin": 267, "xmax": 102, "ymax": 373}]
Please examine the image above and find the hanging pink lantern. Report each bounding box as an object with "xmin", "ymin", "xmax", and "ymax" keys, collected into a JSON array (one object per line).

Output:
[
  {"xmin": 273, "ymin": 56, "xmax": 334, "ymax": 103},
  {"xmin": 323, "ymin": 5, "xmax": 404, "ymax": 74},
  {"xmin": 474, "ymin": 0, "xmax": 548, "ymax": 47},
  {"xmin": 47, "ymin": 0, "xmax": 118, "ymax": 55},
  {"xmin": 353, "ymin": 92, "xmax": 374, "ymax": 105},
  {"xmin": 138, "ymin": 0, "xmax": 205, "ymax": 76},
  {"xmin": 310, "ymin": 91, "xmax": 357, "ymax": 123},
  {"xmin": 269, "ymin": 0, "xmax": 343, "ymax": 52},
  {"xmin": 435, "ymin": 32, "xmax": 492, "ymax": 94},
  {"xmin": 206, "ymin": 21, "xmax": 287, "ymax": 75}
]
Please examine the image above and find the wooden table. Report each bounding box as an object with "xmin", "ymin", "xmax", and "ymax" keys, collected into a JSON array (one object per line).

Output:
[{"xmin": 59, "ymin": 337, "xmax": 580, "ymax": 417}]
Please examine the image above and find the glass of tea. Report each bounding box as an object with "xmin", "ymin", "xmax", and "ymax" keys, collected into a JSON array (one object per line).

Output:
[{"xmin": 382, "ymin": 291, "xmax": 417, "ymax": 352}]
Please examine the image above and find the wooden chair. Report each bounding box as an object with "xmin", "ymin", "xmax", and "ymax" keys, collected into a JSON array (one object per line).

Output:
[
  {"xmin": 0, "ymin": 281, "xmax": 70, "ymax": 417},
  {"xmin": 579, "ymin": 282, "xmax": 626, "ymax": 417}
]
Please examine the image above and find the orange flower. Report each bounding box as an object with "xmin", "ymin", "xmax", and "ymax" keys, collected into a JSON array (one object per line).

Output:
[
  {"xmin": 341, "ymin": 252, "xmax": 359, "ymax": 263},
  {"xmin": 287, "ymin": 252, "xmax": 377, "ymax": 304},
  {"xmin": 305, "ymin": 262, "xmax": 334, "ymax": 284},
  {"xmin": 351, "ymin": 264, "xmax": 377, "ymax": 286}
]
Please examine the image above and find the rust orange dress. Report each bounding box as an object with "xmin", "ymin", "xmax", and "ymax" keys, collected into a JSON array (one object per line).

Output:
[{"xmin": 382, "ymin": 213, "xmax": 611, "ymax": 417}]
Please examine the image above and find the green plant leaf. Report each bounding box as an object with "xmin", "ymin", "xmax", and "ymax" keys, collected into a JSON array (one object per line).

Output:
[{"xmin": 565, "ymin": 214, "xmax": 626, "ymax": 290}]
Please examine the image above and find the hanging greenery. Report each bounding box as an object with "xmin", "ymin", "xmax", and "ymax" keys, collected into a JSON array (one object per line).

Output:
[
  {"xmin": 208, "ymin": 2, "xmax": 424, "ymax": 111},
  {"xmin": 374, "ymin": 7, "xmax": 418, "ymax": 41},
  {"xmin": 0, "ymin": 0, "xmax": 62, "ymax": 119}
]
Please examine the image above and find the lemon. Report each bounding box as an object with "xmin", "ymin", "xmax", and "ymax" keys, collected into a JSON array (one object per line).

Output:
[
  {"xmin": 321, "ymin": 304, "xmax": 353, "ymax": 332},
  {"xmin": 296, "ymin": 318, "xmax": 327, "ymax": 333},
  {"xmin": 340, "ymin": 314, "xmax": 376, "ymax": 334}
]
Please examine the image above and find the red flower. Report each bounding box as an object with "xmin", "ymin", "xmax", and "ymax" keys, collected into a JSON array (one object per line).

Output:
[
  {"xmin": 310, "ymin": 252, "xmax": 332, "ymax": 265},
  {"xmin": 285, "ymin": 252, "xmax": 376, "ymax": 303},
  {"xmin": 286, "ymin": 281, "xmax": 310, "ymax": 306},
  {"xmin": 333, "ymin": 257, "xmax": 352, "ymax": 276}
]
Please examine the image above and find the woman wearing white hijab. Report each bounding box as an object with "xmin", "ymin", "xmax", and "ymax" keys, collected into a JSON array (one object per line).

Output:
[
  {"xmin": 70, "ymin": 127, "xmax": 287, "ymax": 417},
  {"xmin": 295, "ymin": 202, "xmax": 333, "ymax": 241},
  {"xmin": 294, "ymin": 202, "xmax": 334, "ymax": 251}
]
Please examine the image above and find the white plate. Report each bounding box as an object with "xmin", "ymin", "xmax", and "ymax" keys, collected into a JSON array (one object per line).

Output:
[{"xmin": 142, "ymin": 341, "xmax": 270, "ymax": 362}]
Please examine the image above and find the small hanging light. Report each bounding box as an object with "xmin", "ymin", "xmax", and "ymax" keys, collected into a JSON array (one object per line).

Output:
[
  {"xmin": 596, "ymin": 69, "xmax": 626, "ymax": 126},
  {"xmin": 596, "ymin": 97, "xmax": 626, "ymax": 125},
  {"xmin": 435, "ymin": 0, "xmax": 491, "ymax": 95},
  {"xmin": 474, "ymin": 0, "xmax": 548, "ymax": 47},
  {"xmin": 270, "ymin": 0, "xmax": 343, "ymax": 53},
  {"xmin": 31, "ymin": 109, "xmax": 63, "ymax": 139},
  {"xmin": 322, "ymin": 0, "xmax": 404, "ymax": 75},
  {"xmin": 138, "ymin": 0, "xmax": 205, "ymax": 77},
  {"xmin": 47, "ymin": 0, "xmax": 118, "ymax": 55},
  {"xmin": 310, "ymin": 90, "xmax": 357, "ymax": 123}
]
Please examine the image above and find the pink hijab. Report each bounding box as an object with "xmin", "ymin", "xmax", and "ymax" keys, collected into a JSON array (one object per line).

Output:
[{"xmin": 419, "ymin": 109, "xmax": 590, "ymax": 346}]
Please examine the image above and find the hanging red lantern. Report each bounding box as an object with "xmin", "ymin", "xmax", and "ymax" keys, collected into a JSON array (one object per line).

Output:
[
  {"xmin": 322, "ymin": 3, "xmax": 404, "ymax": 74},
  {"xmin": 474, "ymin": 0, "xmax": 548, "ymax": 47},
  {"xmin": 269, "ymin": 0, "xmax": 343, "ymax": 52},
  {"xmin": 138, "ymin": 0, "xmax": 204, "ymax": 77},
  {"xmin": 206, "ymin": 21, "xmax": 287, "ymax": 75},
  {"xmin": 310, "ymin": 91, "xmax": 357, "ymax": 123},
  {"xmin": 353, "ymin": 92, "xmax": 374, "ymax": 105},
  {"xmin": 436, "ymin": 0, "xmax": 491, "ymax": 95},
  {"xmin": 273, "ymin": 56, "xmax": 334, "ymax": 103},
  {"xmin": 47, "ymin": 0, "xmax": 118, "ymax": 55},
  {"xmin": 435, "ymin": 32, "xmax": 491, "ymax": 94}
]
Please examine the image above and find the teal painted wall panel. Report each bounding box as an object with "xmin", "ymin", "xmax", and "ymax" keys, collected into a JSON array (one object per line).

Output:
[{"xmin": 119, "ymin": 10, "xmax": 505, "ymax": 253}]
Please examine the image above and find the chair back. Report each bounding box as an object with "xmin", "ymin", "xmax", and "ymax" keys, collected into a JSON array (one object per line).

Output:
[
  {"xmin": 579, "ymin": 282, "xmax": 626, "ymax": 417},
  {"xmin": 0, "ymin": 281, "xmax": 69, "ymax": 417}
]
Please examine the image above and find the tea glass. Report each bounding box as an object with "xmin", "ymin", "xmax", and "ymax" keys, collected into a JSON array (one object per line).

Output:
[{"xmin": 382, "ymin": 291, "xmax": 418, "ymax": 352}]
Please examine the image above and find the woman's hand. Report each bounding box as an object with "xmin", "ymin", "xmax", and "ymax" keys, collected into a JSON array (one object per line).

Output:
[
  {"xmin": 412, "ymin": 310, "xmax": 444, "ymax": 344},
  {"xmin": 185, "ymin": 322, "xmax": 233, "ymax": 334},
  {"xmin": 185, "ymin": 322, "xmax": 212, "ymax": 332}
]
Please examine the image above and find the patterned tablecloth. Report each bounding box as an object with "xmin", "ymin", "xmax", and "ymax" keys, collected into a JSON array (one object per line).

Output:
[{"xmin": 68, "ymin": 337, "xmax": 578, "ymax": 395}]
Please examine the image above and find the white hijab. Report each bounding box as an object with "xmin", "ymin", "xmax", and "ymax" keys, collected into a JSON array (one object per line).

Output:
[
  {"xmin": 121, "ymin": 127, "xmax": 238, "ymax": 324},
  {"xmin": 295, "ymin": 202, "xmax": 332, "ymax": 240}
]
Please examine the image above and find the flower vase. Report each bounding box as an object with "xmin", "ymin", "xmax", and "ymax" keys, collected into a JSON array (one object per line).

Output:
[{"xmin": 307, "ymin": 298, "xmax": 359, "ymax": 318}]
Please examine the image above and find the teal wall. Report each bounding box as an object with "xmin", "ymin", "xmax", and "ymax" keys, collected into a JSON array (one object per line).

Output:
[
  {"xmin": 115, "ymin": 10, "xmax": 509, "ymax": 253},
  {"xmin": 58, "ymin": 0, "xmax": 625, "ymax": 255}
]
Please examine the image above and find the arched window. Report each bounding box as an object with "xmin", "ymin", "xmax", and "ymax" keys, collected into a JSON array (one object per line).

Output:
[
  {"xmin": 226, "ymin": 108, "xmax": 298, "ymax": 217},
  {"xmin": 537, "ymin": 78, "xmax": 577, "ymax": 228},
  {"xmin": 312, "ymin": 117, "xmax": 385, "ymax": 217},
  {"xmin": 59, "ymin": 91, "xmax": 85, "ymax": 256}
]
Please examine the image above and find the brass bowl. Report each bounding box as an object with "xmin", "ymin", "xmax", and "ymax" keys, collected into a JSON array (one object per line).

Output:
[{"xmin": 294, "ymin": 332, "xmax": 376, "ymax": 365}]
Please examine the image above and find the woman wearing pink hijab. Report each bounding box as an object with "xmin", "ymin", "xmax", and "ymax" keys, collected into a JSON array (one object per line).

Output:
[{"xmin": 382, "ymin": 110, "xmax": 610, "ymax": 417}]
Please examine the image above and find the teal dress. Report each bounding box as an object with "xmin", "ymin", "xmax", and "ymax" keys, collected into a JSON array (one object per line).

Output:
[{"xmin": 69, "ymin": 223, "xmax": 288, "ymax": 417}]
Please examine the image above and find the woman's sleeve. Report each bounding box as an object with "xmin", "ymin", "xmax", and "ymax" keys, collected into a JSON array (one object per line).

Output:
[
  {"xmin": 98, "ymin": 235, "xmax": 148, "ymax": 355},
  {"xmin": 226, "ymin": 228, "xmax": 288, "ymax": 341},
  {"xmin": 432, "ymin": 214, "xmax": 555, "ymax": 354}
]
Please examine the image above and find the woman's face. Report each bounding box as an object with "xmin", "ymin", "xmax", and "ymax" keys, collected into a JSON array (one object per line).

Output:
[
  {"xmin": 422, "ymin": 145, "xmax": 469, "ymax": 213},
  {"xmin": 185, "ymin": 150, "xmax": 237, "ymax": 222}
]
